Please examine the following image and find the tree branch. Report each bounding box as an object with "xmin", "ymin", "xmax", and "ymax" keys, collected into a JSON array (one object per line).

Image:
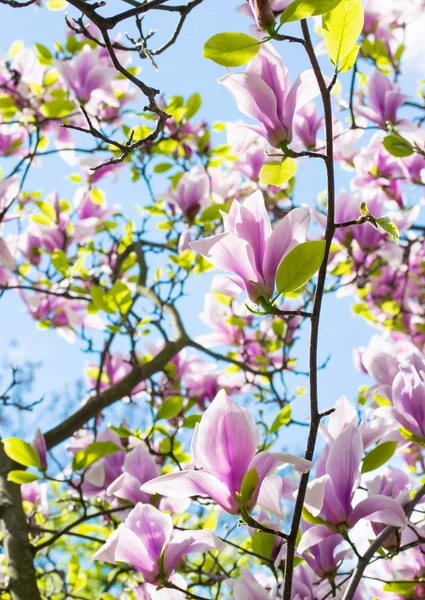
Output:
[{"xmin": 0, "ymin": 445, "xmax": 41, "ymax": 600}]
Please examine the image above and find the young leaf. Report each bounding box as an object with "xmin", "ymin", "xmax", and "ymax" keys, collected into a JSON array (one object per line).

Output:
[
  {"xmin": 280, "ymin": 0, "xmax": 343, "ymax": 23},
  {"xmin": 8, "ymin": 470, "xmax": 39, "ymax": 484},
  {"xmin": 156, "ymin": 395, "xmax": 184, "ymax": 420},
  {"xmin": 270, "ymin": 405, "xmax": 292, "ymax": 433},
  {"xmin": 322, "ymin": 0, "xmax": 364, "ymax": 70},
  {"xmin": 382, "ymin": 134, "xmax": 414, "ymax": 158},
  {"xmin": 275, "ymin": 240, "xmax": 326, "ymax": 298},
  {"xmin": 376, "ymin": 217, "xmax": 399, "ymax": 245},
  {"xmin": 251, "ymin": 530, "xmax": 275, "ymax": 558},
  {"xmin": 185, "ymin": 92, "xmax": 202, "ymax": 120},
  {"xmin": 239, "ymin": 468, "xmax": 259, "ymax": 506},
  {"xmin": 72, "ymin": 441, "xmax": 121, "ymax": 471},
  {"xmin": 361, "ymin": 441, "xmax": 398, "ymax": 474},
  {"xmin": 3, "ymin": 438, "xmax": 41, "ymax": 469},
  {"xmin": 203, "ymin": 32, "xmax": 260, "ymax": 67},
  {"xmin": 259, "ymin": 158, "xmax": 297, "ymax": 186},
  {"xmin": 339, "ymin": 44, "xmax": 359, "ymax": 73}
]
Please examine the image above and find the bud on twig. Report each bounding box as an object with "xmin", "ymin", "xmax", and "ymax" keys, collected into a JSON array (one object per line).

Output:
[{"xmin": 249, "ymin": 0, "xmax": 276, "ymax": 31}]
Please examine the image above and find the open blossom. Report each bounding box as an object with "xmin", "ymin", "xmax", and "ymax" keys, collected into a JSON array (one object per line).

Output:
[
  {"xmin": 0, "ymin": 238, "xmax": 15, "ymax": 270},
  {"xmin": 161, "ymin": 165, "xmax": 210, "ymax": 221},
  {"xmin": 107, "ymin": 443, "xmax": 159, "ymax": 505},
  {"xmin": 93, "ymin": 503, "xmax": 223, "ymax": 584},
  {"xmin": 219, "ymin": 43, "xmax": 318, "ymax": 153},
  {"xmin": 57, "ymin": 46, "xmax": 118, "ymax": 106},
  {"xmin": 355, "ymin": 69, "xmax": 407, "ymax": 127},
  {"xmin": 190, "ymin": 190, "xmax": 310, "ymax": 303},
  {"xmin": 227, "ymin": 568, "xmax": 277, "ymax": 599},
  {"xmin": 141, "ymin": 389, "xmax": 311, "ymax": 515},
  {"xmin": 299, "ymin": 424, "xmax": 406, "ymax": 553}
]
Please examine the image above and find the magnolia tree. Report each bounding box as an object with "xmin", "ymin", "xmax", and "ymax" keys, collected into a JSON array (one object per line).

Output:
[{"xmin": 2, "ymin": 0, "xmax": 425, "ymax": 598}]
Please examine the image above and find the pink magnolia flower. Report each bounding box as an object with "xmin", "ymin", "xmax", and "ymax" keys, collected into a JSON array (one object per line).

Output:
[
  {"xmin": 0, "ymin": 238, "xmax": 15, "ymax": 270},
  {"xmin": 219, "ymin": 43, "xmax": 318, "ymax": 153},
  {"xmin": 299, "ymin": 425, "xmax": 406, "ymax": 553},
  {"xmin": 161, "ymin": 165, "xmax": 210, "ymax": 221},
  {"xmin": 57, "ymin": 46, "xmax": 118, "ymax": 106},
  {"xmin": 0, "ymin": 176, "xmax": 20, "ymax": 219},
  {"xmin": 141, "ymin": 389, "xmax": 311, "ymax": 515},
  {"xmin": 190, "ymin": 190, "xmax": 310, "ymax": 303},
  {"xmin": 32, "ymin": 429, "xmax": 47, "ymax": 471},
  {"xmin": 355, "ymin": 69, "xmax": 407, "ymax": 127},
  {"xmin": 93, "ymin": 503, "xmax": 223, "ymax": 584},
  {"xmin": 228, "ymin": 568, "xmax": 277, "ymax": 599},
  {"xmin": 78, "ymin": 429, "xmax": 125, "ymax": 498},
  {"xmin": 107, "ymin": 444, "xmax": 159, "ymax": 505},
  {"xmin": 85, "ymin": 352, "xmax": 144, "ymax": 395},
  {"xmin": 293, "ymin": 101, "xmax": 324, "ymax": 151}
]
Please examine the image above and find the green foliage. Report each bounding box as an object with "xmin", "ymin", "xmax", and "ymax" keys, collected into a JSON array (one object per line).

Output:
[
  {"xmin": 280, "ymin": 0, "xmax": 343, "ymax": 23},
  {"xmin": 72, "ymin": 441, "xmax": 121, "ymax": 471},
  {"xmin": 239, "ymin": 468, "xmax": 259, "ymax": 506},
  {"xmin": 270, "ymin": 405, "xmax": 292, "ymax": 433},
  {"xmin": 259, "ymin": 158, "xmax": 297, "ymax": 186},
  {"xmin": 3, "ymin": 438, "xmax": 41, "ymax": 469},
  {"xmin": 322, "ymin": 0, "xmax": 364, "ymax": 71},
  {"xmin": 156, "ymin": 396, "xmax": 185, "ymax": 420},
  {"xmin": 382, "ymin": 134, "xmax": 414, "ymax": 157},
  {"xmin": 361, "ymin": 442, "xmax": 398, "ymax": 474},
  {"xmin": 40, "ymin": 99, "xmax": 76, "ymax": 118},
  {"xmin": 203, "ymin": 32, "xmax": 261, "ymax": 67},
  {"xmin": 275, "ymin": 240, "xmax": 326, "ymax": 298},
  {"xmin": 7, "ymin": 470, "xmax": 39, "ymax": 484}
]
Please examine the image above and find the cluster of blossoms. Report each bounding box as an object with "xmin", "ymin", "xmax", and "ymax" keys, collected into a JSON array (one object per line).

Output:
[{"xmin": 4, "ymin": 0, "xmax": 425, "ymax": 599}]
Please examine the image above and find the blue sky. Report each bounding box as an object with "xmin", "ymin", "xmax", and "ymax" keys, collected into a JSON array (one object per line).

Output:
[{"xmin": 0, "ymin": 0, "xmax": 391, "ymax": 436}]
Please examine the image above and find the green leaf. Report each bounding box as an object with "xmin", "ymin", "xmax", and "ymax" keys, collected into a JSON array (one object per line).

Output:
[
  {"xmin": 383, "ymin": 583, "xmax": 416, "ymax": 595},
  {"xmin": 339, "ymin": 44, "xmax": 359, "ymax": 72},
  {"xmin": 34, "ymin": 43, "xmax": 53, "ymax": 65},
  {"xmin": 259, "ymin": 158, "xmax": 297, "ymax": 186},
  {"xmin": 154, "ymin": 163, "xmax": 173, "ymax": 173},
  {"xmin": 185, "ymin": 92, "xmax": 202, "ymax": 120},
  {"xmin": 275, "ymin": 240, "xmax": 326, "ymax": 297},
  {"xmin": 203, "ymin": 32, "xmax": 260, "ymax": 67},
  {"xmin": 302, "ymin": 507, "xmax": 335, "ymax": 529},
  {"xmin": 156, "ymin": 396, "xmax": 184, "ymax": 420},
  {"xmin": 110, "ymin": 425, "xmax": 132, "ymax": 438},
  {"xmin": 183, "ymin": 414, "xmax": 202, "ymax": 429},
  {"xmin": 8, "ymin": 470, "xmax": 39, "ymax": 484},
  {"xmin": 399, "ymin": 427, "xmax": 425, "ymax": 448},
  {"xmin": 270, "ymin": 405, "xmax": 292, "ymax": 433},
  {"xmin": 376, "ymin": 217, "xmax": 399, "ymax": 245},
  {"xmin": 280, "ymin": 0, "xmax": 343, "ymax": 23},
  {"xmin": 239, "ymin": 468, "xmax": 259, "ymax": 506},
  {"xmin": 361, "ymin": 441, "xmax": 398, "ymax": 474},
  {"xmin": 40, "ymin": 99, "xmax": 76, "ymax": 118},
  {"xmin": 382, "ymin": 134, "xmax": 414, "ymax": 157},
  {"xmin": 322, "ymin": 0, "xmax": 364, "ymax": 69},
  {"xmin": 251, "ymin": 530, "xmax": 275, "ymax": 559},
  {"xmin": 72, "ymin": 441, "xmax": 121, "ymax": 471},
  {"xmin": 52, "ymin": 249, "xmax": 69, "ymax": 276},
  {"xmin": 3, "ymin": 438, "xmax": 41, "ymax": 469}
]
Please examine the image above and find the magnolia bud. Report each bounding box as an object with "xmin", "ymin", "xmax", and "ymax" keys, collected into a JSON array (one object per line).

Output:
[{"xmin": 249, "ymin": 0, "xmax": 276, "ymax": 31}]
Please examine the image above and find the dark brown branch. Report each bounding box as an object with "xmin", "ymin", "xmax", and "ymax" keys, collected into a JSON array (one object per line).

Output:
[
  {"xmin": 0, "ymin": 445, "xmax": 41, "ymax": 600},
  {"xmin": 282, "ymin": 19, "xmax": 337, "ymax": 599}
]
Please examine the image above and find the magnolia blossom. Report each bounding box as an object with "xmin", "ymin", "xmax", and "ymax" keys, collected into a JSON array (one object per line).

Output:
[
  {"xmin": 57, "ymin": 45, "xmax": 118, "ymax": 106},
  {"xmin": 299, "ymin": 425, "xmax": 406, "ymax": 552},
  {"xmin": 220, "ymin": 43, "xmax": 318, "ymax": 153},
  {"xmin": 32, "ymin": 429, "xmax": 47, "ymax": 471},
  {"xmin": 293, "ymin": 101, "xmax": 324, "ymax": 151},
  {"xmin": 142, "ymin": 389, "xmax": 311, "ymax": 515},
  {"xmin": 161, "ymin": 165, "xmax": 210, "ymax": 220},
  {"xmin": 227, "ymin": 568, "xmax": 277, "ymax": 599},
  {"xmin": 355, "ymin": 69, "xmax": 407, "ymax": 127},
  {"xmin": 93, "ymin": 503, "xmax": 223, "ymax": 584},
  {"xmin": 0, "ymin": 238, "xmax": 15, "ymax": 270},
  {"xmin": 190, "ymin": 190, "xmax": 310, "ymax": 303},
  {"xmin": 107, "ymin": 443, "xmax": 159, "ymax": 505}
]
